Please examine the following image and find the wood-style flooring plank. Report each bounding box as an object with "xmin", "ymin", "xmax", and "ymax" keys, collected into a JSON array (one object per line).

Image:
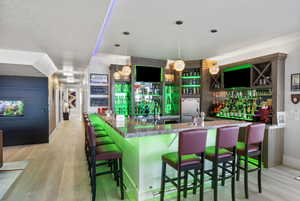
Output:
[{"xmin": 2, "ymin": 118, "xmax": 300, "ymax": 201}]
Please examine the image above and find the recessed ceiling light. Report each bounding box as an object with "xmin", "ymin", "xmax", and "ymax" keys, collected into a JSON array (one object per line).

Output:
[
  {"xmin": 175, "ymin": 20, "xmax": 183, "ymax": 25},
  {"xmin": 114, "ymin": 44, "xmax": 120, "ymax": 47},
  {"xmin": 211, "ymin": 29, "xmax": 218, "ymax": 33},
  {"xmin": 123, "ymin": 31, "xmax": 130, "ymax": 35}
]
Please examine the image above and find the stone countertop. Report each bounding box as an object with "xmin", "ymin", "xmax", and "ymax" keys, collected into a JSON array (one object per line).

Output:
[{"xmin": 100, "ymin": 115, "xmax": 251, "ymax": 138}]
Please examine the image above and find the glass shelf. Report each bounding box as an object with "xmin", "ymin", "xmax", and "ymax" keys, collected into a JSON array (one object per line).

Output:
[
  {"xmin": 181, "ymin": 85, "xmax": 201, "ymax": 88},
  {"xmin": 216, "ymin": 113, "xmax": 254, "ymax": 121},
  {"xmin": 181, "ymin": 75, "xmax": 201, "ymax": 79}
]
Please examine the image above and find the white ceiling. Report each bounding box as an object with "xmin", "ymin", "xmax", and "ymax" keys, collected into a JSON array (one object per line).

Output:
[
  {"xmin": 99, "ymin": 0, "xmax": 300, "ymax": 60},
  {"xmin": 0, "ymin": 0, "xmax": 111, "ymax": 70}
]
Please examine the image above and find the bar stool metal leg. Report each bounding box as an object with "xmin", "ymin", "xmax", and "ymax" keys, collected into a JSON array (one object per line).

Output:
[
  {"xmin": 213, "ymin": 160, "xmax": 218, "ymax": 201},
  {"xmin": 193, "ymin": 169, "xmax": 198, "ymax": 194},
  {"xmin": 244, "ymin": 155, "xmax": 249, "ymax": 199},
  {"xmin": 177, "ymin": 169, "xmax": 182, "ymax": 201},
  {"xmin": 258, "ymin": 152, "xmax": 262, "ymax": 193},
  {"xmin": 183, "ymin": 170, "xmax": 188, "ymax": 198},
  {"xmin": 200, "ymin": 154, "xmax": 205, "ymax": 201},
  {"xmin": 160, "ymin": 162, "xmax": 166, "ymax": 201},
  {"xmin": 222, "ymin": 162, "xmax": 226, "ymax": 186},
  {"xmin": 119, "ymin": 158, "xmax": 124, "ymax": 200},
  {"xmin": 231, "ymin": 150, "xmax": 236, "ymax": 201},
  {"xmin": 91, "ymin": 152, "xmax": 97, "ymax": 201},
  {"xmin": 236, "ymin": 156, "xmax": 240, "ymax": 181}
]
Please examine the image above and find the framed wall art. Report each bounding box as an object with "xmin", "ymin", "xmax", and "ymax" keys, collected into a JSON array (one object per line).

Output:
[
  {"xmin": 291, "ymin": 73, "xmax": 300, "ymax": 91},
  {"xmin": 90, "ymin": 97, "xmax": 108, "ymax": 107},
  {"xmin": 90, "ymin": 86, "xmax": 108, "ymax": 95},
  {"xmin": 90, "ymin": 74, "xmax": 108, "ymax": 84}
]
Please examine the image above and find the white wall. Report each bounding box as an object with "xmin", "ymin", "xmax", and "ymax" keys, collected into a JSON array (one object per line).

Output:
[
  {"xmin": 87, "ymin": 53, "xmax": 130, "ymax": 113},
  {"xmin": 209, "ymin": 32, "xmax": 300, "ymax": 169}
]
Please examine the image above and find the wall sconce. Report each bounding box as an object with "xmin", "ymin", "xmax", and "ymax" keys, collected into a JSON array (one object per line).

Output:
[{"xmin": 291, "ymin": 94, "xmax": 300, "ymax": 104}]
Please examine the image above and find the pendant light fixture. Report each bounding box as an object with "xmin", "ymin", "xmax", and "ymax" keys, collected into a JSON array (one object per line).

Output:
[
  {"xmin": 121, "ymin": 31, "xmax": 132, "ymax": 77},
  {"xmin": 209, "ymin": 65, "xmax": 220, "ymax": 75},
  {"xmin": 121, "ymin": 65, "xmax": 131, "ymax": 76},
  {"xmin": 203, "ymin": 59, "xmax": 220, "ymax": 75},
  {"xmin": 113, "ymin": 71, "xmax": 121, "ymax": 80},
  {"xmin": 173, "ymin": 20, "xmax": 185, "ymax": 72}
]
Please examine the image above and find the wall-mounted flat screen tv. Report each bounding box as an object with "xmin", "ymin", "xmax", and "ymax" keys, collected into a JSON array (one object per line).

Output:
[
  {"xmin": 136, "ymin": 66, "xmax": 161, "ymax": 82},
  {"xmin": 223, "ymin": 65, "xmax": 252, "ymax": 88},
  {"xmin": 0, "ymin": 100, "xmax": 24, "ymax": 117}
]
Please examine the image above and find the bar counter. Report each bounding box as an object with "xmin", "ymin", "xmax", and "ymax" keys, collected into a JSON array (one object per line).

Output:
[
  {"xmin": 100, "ymin": 115, "xmax": 251, "ymax": 138},
  {"xmin": 89, "ymin": 114, "xmax": 251, "ymax": 201}
]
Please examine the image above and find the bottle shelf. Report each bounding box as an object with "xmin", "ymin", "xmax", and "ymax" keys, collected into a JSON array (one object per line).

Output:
[{"xmin": 182, "ymin": 94, "xmax": 200, "ymax": 98}]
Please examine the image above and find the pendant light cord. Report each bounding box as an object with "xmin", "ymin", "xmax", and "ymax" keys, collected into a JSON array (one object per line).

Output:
[
  {"xmin": 177, "ymin": 23, "xmax": 183, "ymax": 60},
  {"xmin": 177, "ymin": 40, "xmax": 181, "ymax": 59}
]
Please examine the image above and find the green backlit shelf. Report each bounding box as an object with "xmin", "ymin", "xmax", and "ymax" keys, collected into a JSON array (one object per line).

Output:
[
  {"xmin": 181, "ymin": 75, "xmax": 201, "ymax": 79},
  {"xmin": 135, "ymin": 94, "xmax": 161, "ymax": 96},
  {"xmin": 216, "ymin": 113, "xmax": 254, "ymax": 121},
  {"xmin": 181, "ymin": 85, "xmax": 201, "ymax": 88}
]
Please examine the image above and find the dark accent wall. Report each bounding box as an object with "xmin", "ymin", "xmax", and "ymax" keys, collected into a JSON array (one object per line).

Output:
[{"xmin": 0, "ymin": 76, "xmax": 49, "ymax": 146}]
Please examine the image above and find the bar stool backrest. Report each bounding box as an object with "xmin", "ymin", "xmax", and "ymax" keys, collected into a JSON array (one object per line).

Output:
[
  {"xmin": 179, "ymin": 129, "xmax": 208, "ymax": 156},
  {"xmin": 87, "ymin": 125, "xmax": 97, "ymax": 148},
  {"xmin": 247, "ymin": 123, "xmax": 266, "ymax": 145},
  {"xmin": 216, "ymin": 126, "xmax": 239, "ymax": 149}
]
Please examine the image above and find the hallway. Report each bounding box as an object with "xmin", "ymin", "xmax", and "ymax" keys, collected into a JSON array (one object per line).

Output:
[{"xmin": 2, "ymin": 119, "xmax": 90, "ymax": 201}]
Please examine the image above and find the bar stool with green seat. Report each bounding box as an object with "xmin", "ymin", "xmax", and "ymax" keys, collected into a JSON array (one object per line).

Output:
[
  {"xmin": 236, "ymin": 123, "xmax": 266, "ymax": 199},
  {"xmin": 160, "ymin": 129, "xmax": 208, "ymax": 201},
  {"xmin": 205, "ymin": 126, "xmax": 240, "ymax": 201},
  {"xmin": 84, "ymin": 117, "xmax": 118, "ymax": 184},
  {"xmin": 87, "ymin": 125, "xmax": 124, "ymax": 201},
  {"xmin": 87, "ymin": 114, "xmax": 106, "ymax": 131},
  {"xmin": 85, "ymin": 118, "xmax": 109, "ymax": 138}
]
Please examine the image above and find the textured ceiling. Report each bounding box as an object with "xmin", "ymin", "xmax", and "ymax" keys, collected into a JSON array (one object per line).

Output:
[{"xmin": 99, "ymin": 0, "xmax": 300, "ymax": 60}]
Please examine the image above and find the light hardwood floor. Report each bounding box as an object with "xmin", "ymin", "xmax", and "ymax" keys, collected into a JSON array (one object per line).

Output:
[{"xmin": 2, "ymin": 119, "xmax": 300, "ymax": 201}]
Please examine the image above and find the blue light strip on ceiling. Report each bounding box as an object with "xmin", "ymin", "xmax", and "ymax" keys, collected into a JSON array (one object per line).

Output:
[{"xmin": 92, "ymin": 0, "xmax": 118, "ymax": 56}]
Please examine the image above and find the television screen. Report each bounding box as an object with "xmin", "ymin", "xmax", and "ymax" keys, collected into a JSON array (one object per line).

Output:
[
  {"xmin": 0, "ymin": 100, "xmax": 24, "ymax": 117},
  {"xmin": 136, "ymin": 66, "xmax": 161, "ymax": 82},
  {"xmin": 224, "ymin": 68, "xmax": 251, "ymax": 88}
]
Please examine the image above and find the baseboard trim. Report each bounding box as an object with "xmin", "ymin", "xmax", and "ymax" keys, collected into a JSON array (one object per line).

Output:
[{"xmin": 283, "ymin": 155, "xmax": 300, "ymax": 170}]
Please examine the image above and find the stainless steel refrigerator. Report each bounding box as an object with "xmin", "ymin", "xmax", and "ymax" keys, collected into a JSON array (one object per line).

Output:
[{"xmin": 181, "ymin": 98, "xmax": 200, "ymax": 123}]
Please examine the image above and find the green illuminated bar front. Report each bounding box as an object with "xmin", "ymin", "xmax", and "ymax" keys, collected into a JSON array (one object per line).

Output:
[{"xmin": 88, "ymin": 114, "xmax": 251, "ymax": 201}]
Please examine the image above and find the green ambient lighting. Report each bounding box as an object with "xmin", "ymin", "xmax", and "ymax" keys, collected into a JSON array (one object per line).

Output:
[
  {"xmin": 114, "ymin": 83, "xmax": 131, "ymax": 116},
  {"xmin": 223, "ymin": 64, "xmax": 252, "ymax": 72},
  {"xmin": 181, "ymin": 75, "xmax": 201, "ymax": 79},
  {"xmin": 225, "ymin": 87, "xmax": 247, "ymax": 90},
  {"xmin": 134, "ymin": 125, "xmax": 155, "ymax": 129},
  {"xmin": 164, "ymin": 85, "xmax": 180, "ymax": 115},
  {"xmin": 181, "ymin": 85, "xmax": 201, "ymax": 88},
  {"xmin": 216, "ymin": 113, "xmax": 253, "ymax": 121}
]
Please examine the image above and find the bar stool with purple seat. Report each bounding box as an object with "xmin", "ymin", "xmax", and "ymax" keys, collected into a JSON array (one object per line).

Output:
[
  {"xmin": 87, "ymin": 125, "xmax": 124, "ymax": 201},
  {"xmin": 84, "ymin": 119, "xmax": 117, "ymax": 183},
  {"xmin": 160, "ymin": 129, "xmax": 208, "ymax": 201},
  {"xmin": 205, "ymin": 126, "xmax": 240, "ymax": 201},
  {"xmin": 236, "ymin": 123, "xmax": 266, "ymax": 199}
]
